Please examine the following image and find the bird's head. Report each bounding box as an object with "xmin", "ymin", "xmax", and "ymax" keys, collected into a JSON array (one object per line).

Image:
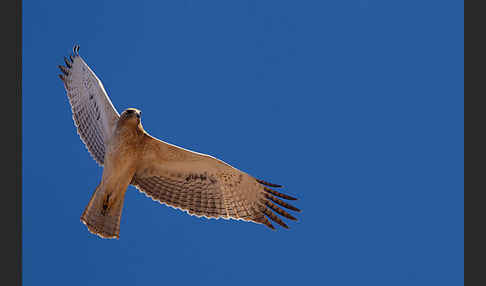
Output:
[{"xmin": 120, "ymin": 108, "xmax": 142, "ymax": 125}]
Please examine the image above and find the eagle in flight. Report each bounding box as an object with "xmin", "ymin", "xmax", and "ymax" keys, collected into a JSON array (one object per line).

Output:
[{"xmin": 58, "ymin": 45, "xmax": 300, "ymax": 239}]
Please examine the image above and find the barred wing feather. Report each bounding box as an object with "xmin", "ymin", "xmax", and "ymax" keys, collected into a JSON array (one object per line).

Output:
[
  {"xmin": 131, "ymin": 134, "xmax": 301, "ymax": 229},
  {"xmin": 58, "ymin": 45, "xmax": 120, "ymax": 165}
]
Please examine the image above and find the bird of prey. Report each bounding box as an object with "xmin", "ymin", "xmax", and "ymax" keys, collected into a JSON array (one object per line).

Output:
[{"xmin": 58, "ymin": 45, "xmax": 300, "ymax": 239}]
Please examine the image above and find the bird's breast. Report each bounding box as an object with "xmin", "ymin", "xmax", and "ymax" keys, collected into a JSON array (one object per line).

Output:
[{"xmin": 104, "ymin": 127, "xmax": 144, "ymax": 171}]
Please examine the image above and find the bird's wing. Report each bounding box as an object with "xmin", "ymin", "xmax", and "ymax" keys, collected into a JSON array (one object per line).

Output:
[
  {"xmin": 58, "ymin": 45, "xmax": 120, "ymax": 165},
  {"xmin": 131, "ymin": 133, "xmax": 300, "ymax": 229}
]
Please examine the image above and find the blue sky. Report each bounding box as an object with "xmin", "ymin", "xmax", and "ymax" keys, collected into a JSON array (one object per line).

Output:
[{"xmin": 23, "ymin": 1, "xmax": 463, "ymax": 285}]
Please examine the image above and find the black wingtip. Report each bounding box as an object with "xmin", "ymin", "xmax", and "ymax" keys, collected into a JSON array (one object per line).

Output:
[
  {"xmin": 58, "ymin": 65, "xmax": 69, "ymax": 76},
  {"xmin": 263, "ymin": 186, "xmax": 298, "ymax": 201},
  {"xmin": 256, "ymin": 179, "xmax": 283, "ymax": 188},
  {"xmin": 73, "ymin": 44, "xmax": 80, "ymax": 56},
  {"xmin": 64, "ymin": 56, "xmax": 72, "ymax": 68},
  {"xmin": 264, "ymin": 193, "xmax": 301, "ymax": 212}
]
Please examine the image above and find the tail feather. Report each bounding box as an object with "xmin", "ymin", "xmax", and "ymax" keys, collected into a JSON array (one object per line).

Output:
[{"xmin": 80, "ymin": 184, "xmax": 126, "ymax": 239}]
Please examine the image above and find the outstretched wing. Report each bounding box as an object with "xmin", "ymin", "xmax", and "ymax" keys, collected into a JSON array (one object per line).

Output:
[
  {"xmin": 131, "ymin": 134, "xmax": 301, "ymax": 229},
  {"xmin": 58, "ymin": 45, "xmax": 120, "ymax": 165}
]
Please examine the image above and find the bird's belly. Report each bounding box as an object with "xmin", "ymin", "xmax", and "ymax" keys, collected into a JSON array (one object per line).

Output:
[{"xmin": 100, "ymin": 137, "xmax": 141, "ymax": 195}]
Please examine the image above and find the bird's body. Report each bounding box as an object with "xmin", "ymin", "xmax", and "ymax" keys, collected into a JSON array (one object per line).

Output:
[
  {"xmin": 59, "ymin": 45, "xmax": 300, "ymax": 239},
  {"xmin": 81, "ymin": 109, "xmax": 144, "ymax": 238}
]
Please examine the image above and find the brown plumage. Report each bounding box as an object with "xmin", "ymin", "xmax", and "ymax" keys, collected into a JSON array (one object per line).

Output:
[{"xmin": 59, "ymin": 45, "xmax": 301, "ymax": 239}]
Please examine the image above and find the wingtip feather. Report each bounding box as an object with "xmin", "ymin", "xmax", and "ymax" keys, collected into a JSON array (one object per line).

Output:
[
  {"xmin": 256, "ymin": 179, "xmax": 283, "ymax": 188},
  {"xmin": 263, "ymin": 186, "xmax": 298, "ymax": 201}
]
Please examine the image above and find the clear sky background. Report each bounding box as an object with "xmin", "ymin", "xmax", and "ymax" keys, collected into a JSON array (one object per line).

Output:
[{"xmin": 23, "ymin": 1, "xmax": 463, "ymax": 285}]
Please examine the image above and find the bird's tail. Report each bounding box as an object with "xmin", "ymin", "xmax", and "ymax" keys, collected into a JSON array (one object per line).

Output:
[{"xmin": 80, "ymin": 184, "xmax": 126, "ymax": 239}]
